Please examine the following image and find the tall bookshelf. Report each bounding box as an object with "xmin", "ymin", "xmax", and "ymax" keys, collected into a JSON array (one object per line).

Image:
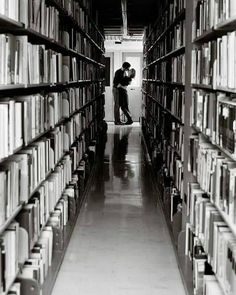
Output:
[
  {"xmin": 142, "ymin": 0, "xmax": 186, "ymax": 247},
  {"xmin": 142, "ymin": 0, "xmax": 236, "ymax": 294},
  {"xmin": 0, "ymin": 0, "xmax": 105, "ymax": 294}
]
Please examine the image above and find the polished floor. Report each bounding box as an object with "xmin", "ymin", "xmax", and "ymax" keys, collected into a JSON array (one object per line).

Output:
[{"xmin": 52, "ymin": 123, "xmax": 186, "ymax": 295}]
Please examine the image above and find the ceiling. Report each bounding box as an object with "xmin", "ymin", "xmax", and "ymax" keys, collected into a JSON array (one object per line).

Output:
[{"xmin": 92, "ymin": 0, "xmax": 159, "ymax": 39}]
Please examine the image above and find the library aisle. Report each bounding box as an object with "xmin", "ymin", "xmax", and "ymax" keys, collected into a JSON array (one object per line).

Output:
[{"xmin": 51, "ymin": 123, "xmax": 185, "ymax": 295}]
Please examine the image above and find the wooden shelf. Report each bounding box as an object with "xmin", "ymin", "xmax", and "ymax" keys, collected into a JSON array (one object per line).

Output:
[
  {"xmin": 0, "ymin": 80, "xmax": 104, "ymax": 97},
  {"xmin": 6, "ymin": 143, "xmax": 97, "ymax": 295},
  {"xmin": 28, "ymin": 108, "xmax": 104, "ymax": 201},
  {"xmin": 46, "ymin": 0, "xmax": 104, "ymax": 53},
  {"xmin": 0, "ymin": 93, "xmax": 104, "ymax": 165},
  {"xmin": 193, "ymin": 17, "xmax": 236, "ymax": 43},
  {"xmin": 216, "ymin": 16, "xmax": 236, "ymax": 31},
  {"xmin": 143, "ymin": 90, "xmax": 184, "ymax": 125},
  {"xmin": 191, "ymin": 125, "xmax": 236, "ymax": 161},
  {"xmin": 145, "ymin": 9, "xmax": 186, "ymax": 55},
  {"xmin": 76, "ymin": 0, "xmax": 105, "ymax": 42},
  {"xmin": 191, "ymin": 83, "xmax": 214, "ymax": 91},
  {"xmin": 145, "ymin": 46, "xmax": 185, "ymax": 68},
  {"xmin": 42, "ymin": 159, "xmax": 96, "ymax": 295},
  {"xmin": 0, "ymin": 13, "xmax": 24, "ymax": 28},
  {"xmin": 192, "ymin": 83, "xmax": 236, "ymax": 94},
  {"xmin": 144, "ymin": 1, "xmax": 170, "ymax": 44},
  {"xmin": 143, "ymin": 79, "xmax": 185, "ymax": 88},
  {"xmin": 0, "ymin": 204, "xmax": 24, "ymax": 235},
  {"xmin": 0, "ymin": 26, "xmax": 104, "ymax": 67}
]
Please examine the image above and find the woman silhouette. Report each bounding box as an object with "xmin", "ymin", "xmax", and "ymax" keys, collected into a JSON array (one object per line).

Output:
[{"xmin": 117, "ymin": 68, "xmax": 136, "ymax": 125}]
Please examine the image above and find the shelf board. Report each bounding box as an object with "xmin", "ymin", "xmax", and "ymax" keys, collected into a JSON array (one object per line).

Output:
[
  {"xmin": 216, "ymin": 86, "xmax": 236, "ymax": 94},
  {"xmin": 192, "ymin": 83, "xmax": 214, "ymax": 91},
  {"xmin": 216, "ymin": 16, "xmax": 236, "ymax": 31},
  {"xmin": 0, "ymin": 80, "xmax": 104, "ymax": 96},
  {"xmin": 146, "ymin": 46, "xmax": 185, "ymax": 68},
  {"xmin": 143, "ymin": 79, "xmax": 185, "ymax": 88},
  {"xmin": 0, "ymin": 204, "xmax": 24, "ymax": 235},
  {"xmin": 0, "ymin": 13, "xmax": 24, "ymax": 28},
  {"xmin": 192, "ymin": 83, "xmax": 236, "ymax": 94},
  {"xmin": 193, "ymin": 17, "xmax": 236, "ymax": 43},
  {"xmin": 192, "ymin": 125, "xmax": 236, "ymax": 161}
]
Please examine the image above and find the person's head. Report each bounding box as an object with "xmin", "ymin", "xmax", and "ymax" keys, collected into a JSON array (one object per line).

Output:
[
  {"xmin": 129, "ymin": 68, "xmax": 136, "ymax": 78},
  {"xmin": 122, "ymin": 62, "xmax": 131, "ymax": 70}
]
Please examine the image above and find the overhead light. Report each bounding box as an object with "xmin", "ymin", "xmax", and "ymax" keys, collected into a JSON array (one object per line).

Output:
[{"xmin": 121, "ymin": 0, "xmax": 128, "ymax": 37}]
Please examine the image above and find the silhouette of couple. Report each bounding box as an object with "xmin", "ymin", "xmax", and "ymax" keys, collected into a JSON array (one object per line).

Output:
[{"xmin": 113, "ymin": 62, "xmax": 136, "ymax": 125}]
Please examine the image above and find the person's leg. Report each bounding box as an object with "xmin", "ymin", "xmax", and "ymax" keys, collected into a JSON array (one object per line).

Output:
[
  {"xmin": 120, "ymin": 88, "xmax": 133, "ymax": 124},
  {"xmin": 120, "ymin": 106, "xmax": 133, "ymax": 123},
  {"xmin": 112, "ymin": 87, "xmax": 120, "ymax": 124},
  {"xmin": 120, "ymin": 89, "xmax": 133, "ymax": 124}
]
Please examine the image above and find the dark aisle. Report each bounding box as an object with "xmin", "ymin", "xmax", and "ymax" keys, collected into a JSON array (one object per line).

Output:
[{"xmin": 52, "ymin": 123, "xmax": 185, "ymax": 295}]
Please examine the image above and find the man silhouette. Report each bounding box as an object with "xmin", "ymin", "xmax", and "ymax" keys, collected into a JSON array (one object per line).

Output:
[{"xmin": 112, "ymin": 62, "xmax": 131, "ymax": 125}]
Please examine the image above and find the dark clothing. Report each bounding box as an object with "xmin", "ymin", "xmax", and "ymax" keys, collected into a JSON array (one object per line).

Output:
[
  {"xmin": 118, "ymin": 87, "xmax": 129, "ymax": 109},
  {"xmin": 113, "ymin": 68, "xmax": 126, "ymax": 123},
  {"xmin": 113, "ymin": 68, "xmax": 133, "ymax": 124},
  {"xmin": 120, "ymin": 76, "xmax": 132, "ymax": 87},
  {"xmin": 113, "ymin": 69, "xmax": 125, "ymax": 88}
]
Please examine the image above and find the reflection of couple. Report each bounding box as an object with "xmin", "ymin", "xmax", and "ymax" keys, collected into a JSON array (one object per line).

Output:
[
  {"xmin": 113, "ymin": 62, "xmax": 136, "ymax": 125},
  {"xmin": 112, "ymin": 127, "xmax": 134, "ymax": 182}
]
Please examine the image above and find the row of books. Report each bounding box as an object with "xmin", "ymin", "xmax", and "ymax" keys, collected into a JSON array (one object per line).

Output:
[
  {"xmin": 146, "ymin": 54, "xmax": 185, "ymax": 84},
  {"xmin": 191, "ymin": 90, "xmax": 236, "ymax": 155},
  {"xmin": 0, "ymin": 0, "xmax": 27, "ymax": 24},
  {"xmin": 0, "ymin": 103, "xmax": 103, "ymax": 227},
  {"xmin": 171, "ymin": 55, "xmax": 185, "ymax": 84},
  {"xmin": 188, "ymin": 137, "xmax": 236, "ymax": 222},
  {"xmin": 186, "ymin": 227, "xmax": 225, "ymax": 295},
  {"xmin": 146, "ymin": 20, "xmax": 185, "ymax": 63},
  {"xmin": 192, "ymin": 32, "xmax": 236, "ymax": 89},
  {"xmin": 29, "ymin": 1, "xmax": 59, "ymax": 41},
  {"xmin": 143, "ymin": 82, "xmax": 185, "ymax": 122},
  {"xmin": 55, "ymin": 0, "xmax": 104, "ymax": 49},
  {"xmin": 191, "ymin": 89, "xmax": 217, "ymax": 140},
  {"xmin": 144, "ymin": 0, "xmax": 186, "ymax": 53},
  {"xmin": 0, "ymin": 124, "xmax": 100, "ymax": 294},
  {"xmin": 60, "ymin": 27, "xmax": 102, "ymax": 62},
  {"xmin": 163, "ymin": 139, "xmax": 183, "ymax": 192},
  {"xmin": 0, "ymin": 0, "xmax": 104, "ymax": 52},
  {"xmin": 143, "ymin": 93, "xmax": 184, "ymax": 149},
  {"xmin": 0, "ymin": 145, "xmax": 91, "ymax": 294},
  {"xmin": 0, "ymin": 85, "xmax": 103, "ymax": 161},
  {"xmin": 186, "ymin": 183, "xmax": 236, "ymax": 295},
  {"xmin": 0, "ymin": 34, "xmax": 103, "ymax": 86},
  {"xmin": 143, "ymin": 93, "xmax": 184, "ymax": 190},
  {"xmin": 193, "ymin": 0, "xmax": 236, "ymax": 39}
]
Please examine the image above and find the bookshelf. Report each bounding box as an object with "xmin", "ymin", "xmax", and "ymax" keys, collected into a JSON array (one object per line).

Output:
[
  {"xmin": 142, "ymin": 0, "xmax": 236, "ymax": 294},
  {"xmin": 142, "ymin": 0, "xmax": 186, "ymax": 243},
  {"xmin": 0, "ymin": 0, "xmax": 105, "ymax": 294}
]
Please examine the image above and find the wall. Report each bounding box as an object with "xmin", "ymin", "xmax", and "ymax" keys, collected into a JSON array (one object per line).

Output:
[{"xmin": 104, "ymin": 40, "xmax": 143, "ymax": 122}]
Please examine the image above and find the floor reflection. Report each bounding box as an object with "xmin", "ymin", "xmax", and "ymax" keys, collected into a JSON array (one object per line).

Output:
[{"xmin": 112, "ymin": 126, "xmax": 135, "ymax": 186}]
